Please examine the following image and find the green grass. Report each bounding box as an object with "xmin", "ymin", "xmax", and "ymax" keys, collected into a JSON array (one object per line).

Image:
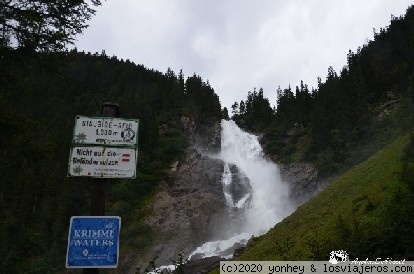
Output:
[{"xmin": 210, "ymin": 134, "xmax": 414, "ymax": 273}]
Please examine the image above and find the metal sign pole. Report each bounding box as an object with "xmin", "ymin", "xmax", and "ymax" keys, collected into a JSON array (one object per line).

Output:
[{"xmin": 84, "ymin": 103, "xmax": 119, "ymax": 274}]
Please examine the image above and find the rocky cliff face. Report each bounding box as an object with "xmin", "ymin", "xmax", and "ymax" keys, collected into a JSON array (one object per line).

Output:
[
  {"xmin": 128, "ymin": 118, "xmax": 228, "ymax": 270},
  {"xmin": 279, "ymin": 163, "xmax": 329, "ymax": 206},
  {"xmin": 141, "ymin": 149, "xmax": 227, "ymax": 267},
  {"xmin": 161, "ymin": 116, "xmax": 221, "ymax": 153}
]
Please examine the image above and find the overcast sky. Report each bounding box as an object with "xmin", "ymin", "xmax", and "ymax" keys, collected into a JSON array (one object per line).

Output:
[{"xmin": 75, "ymin": 0, "xmax": 413, "ymax": 110}]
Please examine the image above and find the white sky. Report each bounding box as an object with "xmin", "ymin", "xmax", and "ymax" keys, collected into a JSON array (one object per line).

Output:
[{"xmin": 75, "ymin": 0, "xmax": 414, "ymax": 110}]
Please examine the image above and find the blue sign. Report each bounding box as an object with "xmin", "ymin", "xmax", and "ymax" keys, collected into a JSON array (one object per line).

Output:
[{"xmin": 66, "ymin": 216, "xmax": 121, "ymax": 268}]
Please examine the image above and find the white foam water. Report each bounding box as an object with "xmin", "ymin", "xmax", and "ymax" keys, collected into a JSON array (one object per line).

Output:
[
  {"xmin": 189, "ymin": 232, "xmax": 251, "ymax": 259},
  {"xmin": 222, "ymin": 162, "xmax": 234, "ymax": 207}
]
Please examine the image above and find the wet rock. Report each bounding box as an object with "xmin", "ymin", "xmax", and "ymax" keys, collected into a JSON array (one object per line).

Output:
[
  {"xmin": 223, "ymin": 164, "xmax": 252, "ymax": 232},
  {"xmin": 228, "ymin": 164, "xmax": 252, "ymax": 204},
  {"xmin": 179, "ymin": 256, "xmax": 224, "ymax": 274},
  {"xmin": 279, "ymin": 163, "xmax": 327, "ymax": 205},
  {"xmin": 219, "ymin": 241, "xmax": 247, "ymax": 258}
]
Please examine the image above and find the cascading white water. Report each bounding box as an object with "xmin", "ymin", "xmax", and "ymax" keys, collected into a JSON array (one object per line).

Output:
[
  {"xmin": 189, "ymin": 119, "xmax": 295, "ymax": 259},
  {"xmin": 222, "ymin": 119, "xmax": 294, "ymax": 233},
  {"xmin": 222, "ymin": 163, "xmax": 234, "ymax": 207}
]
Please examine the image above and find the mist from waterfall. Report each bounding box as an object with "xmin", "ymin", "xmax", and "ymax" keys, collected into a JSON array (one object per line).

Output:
[{"xmin": 189, "ymin": 119, "xmax": 296, "ymax": 259}]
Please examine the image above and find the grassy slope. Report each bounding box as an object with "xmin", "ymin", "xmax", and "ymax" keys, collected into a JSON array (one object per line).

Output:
[{"xmin": 210, "ymin": 134, "xmax": 413, "ymax": 273}]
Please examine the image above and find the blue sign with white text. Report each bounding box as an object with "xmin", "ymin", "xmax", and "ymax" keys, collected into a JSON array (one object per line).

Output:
[{"xmin": 66, "ymin": 216, "xmax": 121, "ymax": 268}]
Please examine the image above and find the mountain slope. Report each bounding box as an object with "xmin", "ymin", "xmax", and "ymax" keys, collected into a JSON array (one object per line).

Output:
[{"xmin": 210, "ymin": 133, "xmax": 414, "ymax": 273}]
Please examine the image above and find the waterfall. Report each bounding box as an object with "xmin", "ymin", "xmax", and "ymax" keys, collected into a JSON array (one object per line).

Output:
[{"xmin": 188, "ymin": 120, "xmax": 295, "ymax": 259}]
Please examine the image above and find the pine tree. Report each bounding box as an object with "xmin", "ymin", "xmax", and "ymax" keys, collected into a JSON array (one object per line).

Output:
[
  {"xmin": 239, "ymin": 100, "xmax": 246, "ymax": 114},
  {"xmin": 222, "ymin": 107, "xmax": 229, "ymax": 120},
  {"xmin": 231, "ymin": 102, "xmax": 239, "ymax": 115},
  {"xmin": 0, "ymin": 0, "xmax": 102, "ymax": 51}
]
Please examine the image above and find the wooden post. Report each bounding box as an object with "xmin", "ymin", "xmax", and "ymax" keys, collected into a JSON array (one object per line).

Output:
[{"xmin": 84, "ymin": 103, "xmax": 119, "ymax": 274}]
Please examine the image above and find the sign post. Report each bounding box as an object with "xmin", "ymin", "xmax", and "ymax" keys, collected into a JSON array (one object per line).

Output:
[
  {"xmin": 90, "ymin": 103, "xmax": 120, "ymax": 216},
  {"xmin": 67, "ymin": 103, "xmax": 139, "ymax": 274}
]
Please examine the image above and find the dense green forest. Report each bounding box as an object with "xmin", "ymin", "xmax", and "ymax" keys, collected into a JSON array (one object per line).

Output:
[
  {"xmin": 232, "ymin": 5, "xmax": 414, "ymax": 174},
  {"xmin": 0, "ymin": 48, "xmax": 221, "ymax": 273}
]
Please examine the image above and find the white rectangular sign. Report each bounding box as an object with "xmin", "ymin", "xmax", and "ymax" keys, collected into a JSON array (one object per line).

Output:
[
  {"xmin": 72, "ymin": 116, "xmax": 139, "ymax": 146},
  {"xmin": 68, "ymin": 146, "xmax": 137, "ymax": 178}
]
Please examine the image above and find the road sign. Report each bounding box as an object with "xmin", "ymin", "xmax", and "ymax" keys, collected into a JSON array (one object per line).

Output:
[
  {"xmin": 66, "ymin": 216, "xmax": 121, "ymax": 268},
  {"xmin": 73, "ymin": 115, "xmax": 139, "ymax": 146},
  {"xmin": 68, "ymin": 146, "xmax": 137, "ymax": 178}
]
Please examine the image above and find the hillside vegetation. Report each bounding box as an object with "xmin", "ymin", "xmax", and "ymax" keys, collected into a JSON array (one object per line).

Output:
[
  {"xmin": 210, "ymin": 133, "xmax": 414, "ymax": 273},
  {"xmin": 241, "ymin": 134, "xmax": 414, "ymax": 260}
]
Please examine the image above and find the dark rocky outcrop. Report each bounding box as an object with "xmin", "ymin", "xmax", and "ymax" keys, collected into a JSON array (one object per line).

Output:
[
  {"xmin": 193, "ymin": 120, "xmax": 221, "ymax": 153},
  {"xmin": 180, "ymin": 116, "xmax": 221, "ymax": 153},
  {"xmin": 179, "ymin": 256, "xmax": 224, "ymax": 274},
  {"xmin": 223, "ymin": 164, "xmax": 252, "ymax": 233},
  {"xmin": 227, "ymin": 164, "xmax": 252, "ymax": 205},
  {"xmin": 279, "ymin": 163, "xmax": 328, "ymax": 205}
]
